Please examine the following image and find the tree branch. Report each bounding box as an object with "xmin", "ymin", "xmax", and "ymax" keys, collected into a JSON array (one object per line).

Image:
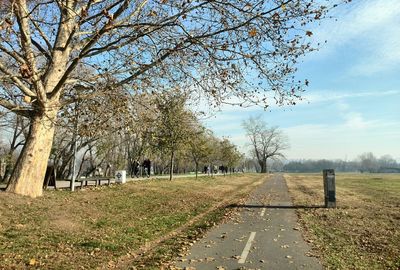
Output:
[
  {"xmin": 0, "ymin": 62, "xmax": 36, "ymax": 96},
  {"xmin": 0, "ymin": 97, "xmax": 33, "ymax": 117},
  {"xmin": 30, "ymin": 18, "xmax": 53, "ymax": 51},
  {"xmin": 15, "ymin": 0, "xmax": 46, "ymax": 103},
  {"xmin": 31, "ymin": 38, "xmax": 52, "ymax": 61},
  {"xmin": 0, "ymin": 45, "xmax": 26, "ymax": 64}
]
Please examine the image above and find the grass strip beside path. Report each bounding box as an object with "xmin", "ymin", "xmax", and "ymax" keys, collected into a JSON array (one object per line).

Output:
[
  {"xmin": 285, "ymin": 173, "xmax": 400, "ymax": 270},
  {"xmin": 0, "ymin": 173, "xmax": 265, "ymax": 269}
]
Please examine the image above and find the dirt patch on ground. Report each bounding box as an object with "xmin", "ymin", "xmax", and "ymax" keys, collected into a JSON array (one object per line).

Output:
[{"xmin": 49, "ymin": 213, "xmax": 83, "ymax": 232}]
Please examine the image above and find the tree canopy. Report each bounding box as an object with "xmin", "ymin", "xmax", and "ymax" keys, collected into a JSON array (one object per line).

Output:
[{"xmin": 0, "ymin": 0, "xmax": 344, "ymax": 196}]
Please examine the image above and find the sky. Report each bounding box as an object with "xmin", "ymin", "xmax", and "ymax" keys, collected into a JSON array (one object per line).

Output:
[{"xmin": 201, "ymin": 0, "xmax": 400, "ymax": 162}]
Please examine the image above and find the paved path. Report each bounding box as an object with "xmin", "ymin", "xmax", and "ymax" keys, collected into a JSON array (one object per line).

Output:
[{"xmin": 175, "ymin": 174, "xmax": 322, "ymax": 270}]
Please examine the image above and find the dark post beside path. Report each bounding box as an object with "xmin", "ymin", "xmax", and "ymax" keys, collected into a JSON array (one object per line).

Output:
[{"xmin": 323, "ymin": 169, "xmax": 336, "ymax": 208}]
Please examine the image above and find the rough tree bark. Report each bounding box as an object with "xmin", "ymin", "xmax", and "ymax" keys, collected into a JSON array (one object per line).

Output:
[
  {"xmin": 195, "ymin": 161, "xmax": 198, "ymax": 180},
  {"xmin": 259, "ymin": 160, "xmax": 267, "ymax": 173},
  {"xmin": 169, "ymin": 151, "xmax": 174, "ymax": 181},
  {"xmin": 6, "ymin": 107, "xmax": 58, "ymax": 197}
]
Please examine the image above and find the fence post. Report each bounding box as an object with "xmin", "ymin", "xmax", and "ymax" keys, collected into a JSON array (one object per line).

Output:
[{"xmin": 323, "ymin": 169, "xmax": 336, "ymax": 208}]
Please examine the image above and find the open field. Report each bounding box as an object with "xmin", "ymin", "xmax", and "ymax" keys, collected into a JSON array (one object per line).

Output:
[
  {"xmin": 0, "ymin": 174, "xmax": 265, "ymax": 269},
  {"xmin": 285, "ymin": 173, "xmax": 400, "ymax": 270}
]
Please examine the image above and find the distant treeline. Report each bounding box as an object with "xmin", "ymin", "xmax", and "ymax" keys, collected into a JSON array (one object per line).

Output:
[{"xmin": 282, "ymin": 153, "xmax": 400, "ymax": 173}]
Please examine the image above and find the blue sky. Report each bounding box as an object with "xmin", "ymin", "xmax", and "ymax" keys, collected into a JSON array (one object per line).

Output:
[{"xmin": 202, "ymin": 0, "xmax": 400, "ymax": 161}]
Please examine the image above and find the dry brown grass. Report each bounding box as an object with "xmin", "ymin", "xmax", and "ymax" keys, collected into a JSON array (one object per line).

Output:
[
  {"xmin": 285, "ymin": 173, "xmax": 400, "ymax": 270},
  {"xmin": 0, "ymin": 174, "xmax": 265, "ymax": 269}
]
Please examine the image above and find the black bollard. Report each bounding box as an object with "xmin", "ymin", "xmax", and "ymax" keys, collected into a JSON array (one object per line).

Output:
[{"xmin": 323, "ymin": 169, "xmax": 336, "ymax": 208}]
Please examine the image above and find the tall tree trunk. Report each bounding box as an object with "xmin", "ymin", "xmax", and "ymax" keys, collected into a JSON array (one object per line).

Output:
[
  {"xmin": 2, "ymin": 163, "xmax": 12, "ymax": 183},
  {"xmin": 259, "ymin": 160, "xmax": 267, "ymax": 173},
  {"xmin": 6, "ymin": 108, "xmax": 58, "ymax": 197},
  {"xmin": 169, "ymin": 151, "xmax": 174, "ymax": 181},
  {"xmin": 77, "ymin": 148, "xmax": 90, "ymax": 178},
  {"xmin": 195, "ymin": 162, "xmax": 198, "ymax": 180}
]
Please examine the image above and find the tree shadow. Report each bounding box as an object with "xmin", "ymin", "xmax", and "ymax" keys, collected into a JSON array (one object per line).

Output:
[{"xmin": 227, "ymin": 203, "xmax": 325, "ymax": 209}]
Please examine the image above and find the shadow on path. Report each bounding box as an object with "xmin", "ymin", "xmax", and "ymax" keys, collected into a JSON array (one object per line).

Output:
[{"xmin": 227, "ymin": 203, "xmax": 325, "ymax": 209}]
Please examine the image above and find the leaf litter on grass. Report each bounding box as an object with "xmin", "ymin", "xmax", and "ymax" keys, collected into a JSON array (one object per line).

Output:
[{"xmin": 1, "ymin": 174, "xmax": 266, "ymax": 269}]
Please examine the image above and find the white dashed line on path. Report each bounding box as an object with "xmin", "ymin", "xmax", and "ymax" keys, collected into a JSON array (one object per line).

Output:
[{"xmin": 238, "ymin": 232, "xmax": 256, "ymax": 264}]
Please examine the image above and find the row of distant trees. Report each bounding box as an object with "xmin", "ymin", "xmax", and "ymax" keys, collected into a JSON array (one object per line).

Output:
[
  {"xmin": 281, "ymin": 153, "xmax": 400, "ymax": 173},
  {"xmin": 0, "ymin": 90, "xmax": 243, "ymax": 184}
]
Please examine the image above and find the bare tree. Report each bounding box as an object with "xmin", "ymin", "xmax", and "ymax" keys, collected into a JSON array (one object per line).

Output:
[
  {"xmin": 358, "ymin": 152, "xmax": 378, "ymax": 173},
  {"xmin": 242, "ymin": 116, "xmax": 288, "ymax": 173},
  {"xmin": 0, "ymin": 0, "xmax": 343, "ymax": 196},
  {"xmin": 0, "ymin": 112, "xmax": 29, "ymax": 182}
]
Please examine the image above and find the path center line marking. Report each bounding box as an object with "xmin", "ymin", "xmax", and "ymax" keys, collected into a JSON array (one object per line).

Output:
[
  {"xmin": 260, "ymin": 208, "xmax": 266, "ymax": 217},
  {"xmin": 238, "ymin": 232, "xmax": 256, "ymax": 264}
]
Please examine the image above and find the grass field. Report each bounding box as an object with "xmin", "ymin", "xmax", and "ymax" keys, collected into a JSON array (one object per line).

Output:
[
  {"xmin": 0, "ymin": 174, "xmax": 264, "ymax": 269},
  {"xmin": 285, "ymin": 173, "xmax": 400, "ymax": 270}
]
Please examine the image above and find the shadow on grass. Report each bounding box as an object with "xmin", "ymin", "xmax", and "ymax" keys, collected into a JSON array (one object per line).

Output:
[{"xmin": 227, "ymin": 203, "xmax": 325, "ymax": 209}]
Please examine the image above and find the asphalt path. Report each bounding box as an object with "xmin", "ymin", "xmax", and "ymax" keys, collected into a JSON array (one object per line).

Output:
[{"xmin": 175, "ymin": 174, "xmax": 322, "ymax": 270}]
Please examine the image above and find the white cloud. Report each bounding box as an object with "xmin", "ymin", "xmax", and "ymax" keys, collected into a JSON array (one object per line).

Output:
[
  {"xmin": 349, "ymin": 31, "xmax": 400, "ymax": 76},
  {"xmin": 314, "ymin": 0, "xmax": 400, "ymax": 48},
  {"xmin": 310, "ymin": 0, "xmax": 400, "ymax": 75},
  {"xmin": 282, "ymin": 120, "xmax": 400, "ymax": 160},
  {"xmin": 336, "ymin": 101, "xmax": 350, "ymax": 111},
  {"xmin": 343, "ymin": 112, "xmax": 374, "ymax": 129},
  {"xmin": 200, "ymin": 88, "xmax": 400, "ymax": 116},
  {"xmin": 303, "ymin": 89, "xmax": 400, "ymax": 104},
  {"xmin": 204, "ymin": 106, "xmax": 400, "ymax": 161}
]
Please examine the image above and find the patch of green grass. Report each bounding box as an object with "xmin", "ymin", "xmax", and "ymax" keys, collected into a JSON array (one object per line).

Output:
[
  {"xmin": 286, "ymin": 173, "xmax": 400, "ymax": 270},
  {"xmin": 93, "ymin": 218, "xmax": 110, "ymax": 228},
  {"xmin": 79, "ymin": 240, "xmax": 102, "ymax": 249}
]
